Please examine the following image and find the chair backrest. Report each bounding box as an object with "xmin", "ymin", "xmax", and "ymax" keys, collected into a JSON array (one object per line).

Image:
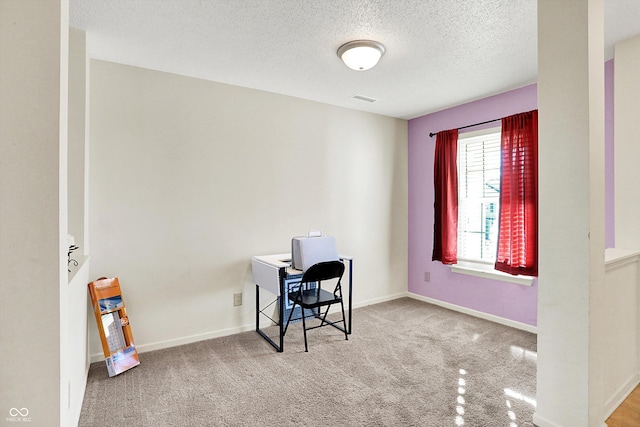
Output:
[{"xmin": 301, "ymin": 260, "xmax": 345, "ymax": 283}]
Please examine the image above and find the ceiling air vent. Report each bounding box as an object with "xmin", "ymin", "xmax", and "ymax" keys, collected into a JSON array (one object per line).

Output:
[{"xmin": 351, "ymin": 94, "xmax": 377, "ymax": 103}]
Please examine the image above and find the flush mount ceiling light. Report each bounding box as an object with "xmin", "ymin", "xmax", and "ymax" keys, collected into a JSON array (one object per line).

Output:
[{"xmin": 337, "ymin": 40, "xmax": 386, "ymax": 71}]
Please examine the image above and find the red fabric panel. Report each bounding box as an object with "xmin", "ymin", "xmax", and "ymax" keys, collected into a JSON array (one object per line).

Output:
[
  {"xmin": 495, "ymin": 110, "xmax": 538, "ymax": 276},
  {"xmin": 433, "ymin": 129, "xmax": 459, "ymax": 264}
]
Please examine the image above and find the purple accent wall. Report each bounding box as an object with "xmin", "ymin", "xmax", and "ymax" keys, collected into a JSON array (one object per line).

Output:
[
  {"xmin": 408, "ymin": 63, "xmax": 615, "ymax": 327},
  {"xmin": 408, "ymin": 85, "xmax": 539, "ymax": 326}
]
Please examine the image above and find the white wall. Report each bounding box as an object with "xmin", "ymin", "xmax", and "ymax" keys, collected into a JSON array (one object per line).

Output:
[
  {"xmin": 88, "ymin": 60, "xmax": 408, "ymax": 356},
  {"xmin": 0, "ymin": 1, "xmax": 68, "ymax": 426},
  {"xmin": 62, "ymin": 27, "xmax": 90, "ymax": 427},
  {"xmin": 64, "ymin": 260, "xmax": 90, "ymax": 426},
  {"xmin": 602, "ymin": 249, "xmax": 640, "ymax": 419},
  {"xmin": 608, "ymin": 31, "xmax": 640, "ymax": 421},
  {"xmin": 68, "ymin": 27, "xmax": 88, "ymax": 263},
  {"xmin": 614, "ymin": 34, "xmax": 640, "ymax": 251}
]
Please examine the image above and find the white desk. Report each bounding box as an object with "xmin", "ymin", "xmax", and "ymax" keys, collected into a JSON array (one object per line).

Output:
[{"xmin": 251, "ymin": 253, "xmax": 353, "ymax": 352}]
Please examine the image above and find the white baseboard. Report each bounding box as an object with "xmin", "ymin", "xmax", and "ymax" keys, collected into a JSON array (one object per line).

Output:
[
  {"xmin": 533, "ymin": 413, "xmax": 606, "ymax": 427},
  {"xmin": 407, "ymin": 292, "xmax": 538, "ymax": 334},
  {"xmin": 90, "ymin": 293, "xmax": 407, "ymax": 363},
  {"xmin": 604, "ymin": 372, "xmax": 640, "ymax": 420},
  {"xmin": 533, "ymin": 414, "xmax": 607, "ymax": 427},
  {"xmin": 352, "ymin": 292, "xmax": 407, "ymax": 309},
  {"xmin": 532, "ymin": 413, "xmax": 563, "ymax": 427},
  {"xmin": 90, "ymin": 323, "xmax": 258, "ymax": 363}
]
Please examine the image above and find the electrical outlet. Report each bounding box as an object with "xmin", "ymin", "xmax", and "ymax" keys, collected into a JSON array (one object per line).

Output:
[
  {"xmin": 424, "ymin": 271, "xmax": 431, "ymax": 282},
  {"xmin": 233, "ymin": 292, "xmax": 242, "ymax": 306}
]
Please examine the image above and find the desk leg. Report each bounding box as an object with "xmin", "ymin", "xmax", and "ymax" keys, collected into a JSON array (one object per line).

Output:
[
  {"xmin": 255, "ymin": 284, "xmax": 259, "ymax": 332},
  {"xmin": 255, "ymin": 284, "xmax": 284, "ymax": 352},
  {"xmin": 255, "ymin": 267, "xmax": 286, "ymax": 353},
  {"xmin": 348, "ymin": 258, "xmax": 353, "ymax": 335},
  {"xmin": 278, "ymin": 270, "xmax": 284, "ymax": 351}
]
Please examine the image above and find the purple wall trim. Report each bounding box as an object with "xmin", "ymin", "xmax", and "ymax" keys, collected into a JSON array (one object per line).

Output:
[{"xmin": 408, "ymin": 63, "xmax": 614, "ymax": 327}]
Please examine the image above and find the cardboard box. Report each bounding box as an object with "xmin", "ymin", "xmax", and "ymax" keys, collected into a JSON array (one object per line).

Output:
[{"xmin": 88, "ymin": 277, "xmax": 140, "ymax": 377}]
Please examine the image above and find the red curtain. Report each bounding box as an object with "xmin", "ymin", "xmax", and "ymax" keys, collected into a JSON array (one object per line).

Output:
[
  {"xmin": 495, "ymin": 110, "xmax": 538, "ymax": 276},
  {"xmin": 432, "ymin": 129, "xmax": 459, "ymax": 264}
]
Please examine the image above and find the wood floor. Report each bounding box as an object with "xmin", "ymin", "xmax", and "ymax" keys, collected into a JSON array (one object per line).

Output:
[{"xmin": 606, "ymin": 385, "xmax": 640, "ymax": 427}]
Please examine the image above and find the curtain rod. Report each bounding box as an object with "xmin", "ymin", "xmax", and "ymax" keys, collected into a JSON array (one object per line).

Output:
[{"xmin": 429, "ymin": 117, "xmax": 501, "ymax": 138}]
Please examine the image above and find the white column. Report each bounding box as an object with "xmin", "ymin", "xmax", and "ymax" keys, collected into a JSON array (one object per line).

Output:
[
  {"xmin": 0, "ymin": 0, "xmax": 68, "ymax": 425},
  {"xmin": 536, "ymin": 0, "xmax": 606, "ymax": 426}
]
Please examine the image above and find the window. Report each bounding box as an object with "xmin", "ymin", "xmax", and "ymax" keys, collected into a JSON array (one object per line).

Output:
[
  {"xmin": 432, "ymin": 119, "xmax": 536, "ymax": 285},
  {"xmin": 457, "ymin": 128, "xmax": 501, "ymax": 264}
]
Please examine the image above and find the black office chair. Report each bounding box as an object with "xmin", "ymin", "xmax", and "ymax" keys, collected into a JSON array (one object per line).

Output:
[{"xmin": 283, "ymin": 260, "xmax": 348, "ymax": 352}]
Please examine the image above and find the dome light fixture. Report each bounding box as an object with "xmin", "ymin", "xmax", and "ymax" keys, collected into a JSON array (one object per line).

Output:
[{"xmin": 337, "ymin": 40, "xmax": 386, "ymax": 71}]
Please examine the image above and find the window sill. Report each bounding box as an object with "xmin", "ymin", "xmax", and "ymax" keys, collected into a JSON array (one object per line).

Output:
[{"xmin": 450, "ymin": 262, "xmax": 535, "ymax": 286}]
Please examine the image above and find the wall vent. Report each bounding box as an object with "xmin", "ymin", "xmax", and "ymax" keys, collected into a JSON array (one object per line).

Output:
[{"xmin": 351, "ymin": 94, "xmax": 377, "ymax": 103}]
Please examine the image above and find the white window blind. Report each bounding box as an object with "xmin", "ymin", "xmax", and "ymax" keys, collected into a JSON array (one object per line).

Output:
[{"xmin": 457, "ymin": 129, "xmax": 501, "ymax": 262}]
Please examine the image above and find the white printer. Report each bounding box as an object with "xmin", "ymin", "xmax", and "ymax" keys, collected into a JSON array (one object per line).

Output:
[{"xmin": 291, "ymin": 230, "xmax": 339, "ymax": 271}]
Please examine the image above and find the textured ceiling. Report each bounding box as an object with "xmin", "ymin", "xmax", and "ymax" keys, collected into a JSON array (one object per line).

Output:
[{"xmin": 70, "ymin": 0, "xmax": 640, "ymax": 120}]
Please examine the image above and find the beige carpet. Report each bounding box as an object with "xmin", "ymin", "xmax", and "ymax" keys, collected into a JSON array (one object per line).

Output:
[{"xmin": 79, "ymin": 298, "xmax": 537, "ymax": 426}]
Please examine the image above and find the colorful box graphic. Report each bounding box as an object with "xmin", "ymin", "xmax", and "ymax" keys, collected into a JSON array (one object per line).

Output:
[{"xmin": 88, "ymin": 277, "xmax": 140, "ymax": 377}]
